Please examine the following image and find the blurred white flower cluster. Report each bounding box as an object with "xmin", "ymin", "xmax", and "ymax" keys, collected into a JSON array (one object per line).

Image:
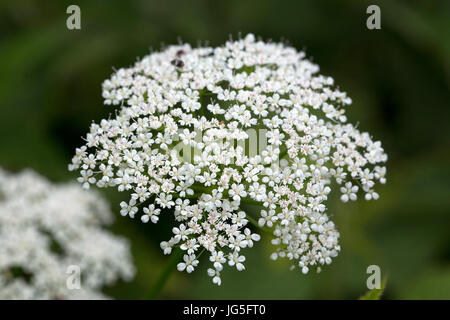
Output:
[
  {"xmin": 0, "ymin": 168, "xmax": 135, "ymax": 299},
  {"xmin": 70, "ymin": 34, "xmax": 387, "ymax": 285}
]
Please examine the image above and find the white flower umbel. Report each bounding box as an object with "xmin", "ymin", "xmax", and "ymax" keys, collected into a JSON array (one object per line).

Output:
[
  {"xmin": 70, "ymin": 34, "xmax": 387, "ymax": 286},
  {"xmin": 0, "ymin": 168, "xmax": 135, "ymax": 299}
]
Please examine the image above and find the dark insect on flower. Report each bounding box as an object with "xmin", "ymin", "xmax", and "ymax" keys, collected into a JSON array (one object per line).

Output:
[
  {"xmin": 175, "ymin": 50, "xmax": 185, "ymax": 57},
  {"xmin": 171, "ymin": 59, "xmax": 184, "ymax": 68}
]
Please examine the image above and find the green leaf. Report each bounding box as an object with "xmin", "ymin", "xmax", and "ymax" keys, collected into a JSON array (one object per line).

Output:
[{"xmin": 359, "ymin": 276, "xmax": 387, "ymax": 300}]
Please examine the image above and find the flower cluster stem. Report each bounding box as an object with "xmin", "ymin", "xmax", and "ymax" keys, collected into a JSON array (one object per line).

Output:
[{"xmin": 148, "ymin": 247, "xmax": 184, "ymax": 299}]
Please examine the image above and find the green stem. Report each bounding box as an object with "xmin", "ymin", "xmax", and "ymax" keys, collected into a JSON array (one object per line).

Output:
[
  {"xmin": 245, "ymin": 214, "xmax": 260, "ymax": 228},
  {"xmin": 148, "ymin": 247, "xmax": 184, "ymax": 299},
  {"xmin": 196, "ymin": 248, "xmax": 206, "ymax": 260},
  {"xmin": 240, "ymin": 197, "xmax": 261, "ymax": 206}
]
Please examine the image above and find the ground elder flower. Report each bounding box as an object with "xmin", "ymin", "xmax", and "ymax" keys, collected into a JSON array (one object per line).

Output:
[
  {"xmin": 70, "ymin": 34, "xmax": 387, "ymax": 286},
  {"xmin": 0, "ymin": 168, "xmax": 135, "ymax": 299}
]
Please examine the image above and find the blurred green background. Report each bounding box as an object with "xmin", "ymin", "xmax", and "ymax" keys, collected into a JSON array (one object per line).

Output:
[{"xmin": 0, "ymin": 0, "xmax": 449, "ymax": 299}]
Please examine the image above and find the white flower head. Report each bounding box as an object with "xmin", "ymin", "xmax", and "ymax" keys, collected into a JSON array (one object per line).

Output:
[
  {"xmin": 70, "ymin": 34, "xmax": 387, "ymax": 284},
  {"xmin": 0, "ymin": 168, "xmax": 135, "ymax": 299}
]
